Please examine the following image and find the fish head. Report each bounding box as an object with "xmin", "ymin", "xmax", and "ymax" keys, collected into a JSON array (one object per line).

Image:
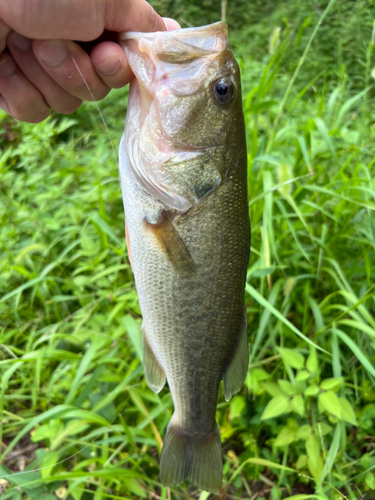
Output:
[{"xmin": 119, "ymin": 23, "xmax": 245, "ymax": 211}]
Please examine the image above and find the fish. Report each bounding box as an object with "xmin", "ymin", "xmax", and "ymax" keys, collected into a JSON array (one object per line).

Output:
[{"xmin": 118, "ymin": 22, "xmax": 250, "ymax": 493}]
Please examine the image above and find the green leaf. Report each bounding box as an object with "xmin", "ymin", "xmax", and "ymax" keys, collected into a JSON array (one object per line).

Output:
[
  {"xmin": 361, "ymin": 453, "xmax": 372, "ymax": 469},
  {"xmin": 124, "ymin": 478, "xmax": 148, "ymax": 498},
  {"xmin": 0, "ymin": 276, "xmax": 56, "ymax": 304},
  {"xmin": 338, "ymin": 397, "xmax": 358, "ymax": 426},
  {"xmin": 261, "ymin": 395, "xmax": 290, "ymax": 420},
  {"xmin": 286, "ymin": 418, "xmax": 299, "ymax": 431},
  {"xmin": 295, "ymin": 424, "xmax": 312, "ymax": 440},
  {"xmin": 247, "ymin": 368, "xmax": 269, "ymax": 395},
  {"xmin": 91, "ymin": 212, "xmax": 122, "ymax": 246},
  {"xmin": 40, "ymin": 451, "xmax": 59, "ymax": 479},
  {"xmin": 122, "ymin": 314, "xmax": 142, "ymax": 361},
  {"xmin": 306, "ymin": 348, "xmax": 318, "ymax": 374},
  {"xmin": 310, "ymin": 453, "xmax": 326, "ymax": 482},
  {"xmin": 320, "ymin": 423, "xmax": 341, "ymax": 483},
  {"xmin": 365, "ymin": 472, "xmax": 375, "ymax": 490},
  {"xmin": 338, "ymin": 319, "xmax": 375, "ymax": 339},
  {"xmin": 291, "ymin": 394, "xmax": 305, "ymax": 416},
  {"xmin": 51, "ymin": 420, "xmax": 91, "ymax": 450},
  {"xmin": 70, "ymin": 483, "xmax": 84, "ymax": 500},
  {"xmin": 332, "ymin": 328, "xmax": 375, "ymax": 378},
  {"xmin": 314, "ymin": 117, "xmax": 337, "ymax": 160},
  {"xmin": 60, "ymin": 409, "xmax": 111, "ymax": 428},
  {"xmin": 278, "ymin": 347, "xmax": 305, "ymax": 370},
  {"xmin": 226, "ymin": 457, "xmax": 294, "ymax": 488},
  {"xmin": 242, "ymin": 458, "xmax": 294, "ymax": 472},
  {"xmin": 230, "ymin": 396, "xmax": 245, "ymax": 418},
  {"xmin": 306, "ymin": 434, "xmax": 320, "ymax": 461},
  {"xmin": 65, "ymin": 336, "xmax": 104, "ymax": 405},
  {"xmin": 313, "ymin": 423, "xmax": 332, "ymax": 436},
  {"xmin": 318, "ymin": 391, "xmax": 341, "ymax": 418},
  {"xmin": 274, "ymin": 426, "xmax": 296, "ymax": 447},
  {"xmin": 88, "ymin": 264, "xmax": 129, "ymax": 284},
  {"xmin": 304, "ymin": 384, "xmax": 319, "ymax": 396},
  {"xmin": 296, "ymin": 370, "xmax": 310, "ymax": 381},
  {"xmin": 295, "ymin": 455, "xmax": 308, "ymax": 470},
  {"xmin": 0, "ymin": 465, "xmax": 45, "ymax": 497},
  {"xmin": 245, "ymin": 100, "xmax": 279, "ymax": 114},
  {"xmin": 248, "ymin": 265, "xmax": 276, "ymax": 277},
  {"xmin": 80, "ymin": 233, "xmax": 100, "ymax": 255},
  {"xmin": 262, "ymin": 382, "xmax": 284, "ymax": 397},
  {"xmin": 31, "ymin": 420, "xmax": 64, "ymax": 443},
  {"xmin": 306, "ymin": 435, "xmax": 322, "ymax": 481},
  {"xmin": 320, "ymin": 377, "xmax": 343, "ymax": 392},
  {"xmin": 278, "ymin": 379, "xmax": 296, "ymax": 395}
]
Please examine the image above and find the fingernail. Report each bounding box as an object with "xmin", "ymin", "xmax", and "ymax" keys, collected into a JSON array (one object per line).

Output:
[
  {"xmin": 0, "ymin": 55, "xmax": 16, "ymax": 77},
  {"xmin": 9, "ymin": 32, "xmax": 32, "ymax": 51},
  {"xmin": 163, "ymin": 18, "xmax": 181, "ymax": 31},
  {"xmin": 95, "ymin": 57, "xmax": 121, "ymax": 76},
  {"xmin": 37, "ymin": 40, "xmax": 68, "ymax": 67}
]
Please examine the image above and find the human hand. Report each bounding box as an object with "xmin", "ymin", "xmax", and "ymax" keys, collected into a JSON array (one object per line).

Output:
[{"xmin": 0, "ymin": 0, "xmax": 180, "ymax": 122}]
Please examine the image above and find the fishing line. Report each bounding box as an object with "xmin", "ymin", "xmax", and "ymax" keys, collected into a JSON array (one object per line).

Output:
[
  {"xmin": 0, "ymin": 56, "xmax": 139, "ymax": 483},
  {"xmin": 71, "ymin": 54, "xmax": 119, "ymax": 167}
]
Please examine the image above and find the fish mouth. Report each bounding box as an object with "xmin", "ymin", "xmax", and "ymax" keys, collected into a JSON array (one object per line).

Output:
[
  {"xmin": 118, "ymin": 22, "xmax": 228, "ymax": 51},
  {"xmin": 119, "ymin": 22, "xmax": 229, "ymax": 140},
  {"xmin": 119, "ymin": 23, "xmax": 231, "ymax": 212}
]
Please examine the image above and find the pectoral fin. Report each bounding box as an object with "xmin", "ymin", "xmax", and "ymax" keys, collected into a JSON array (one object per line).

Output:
[
  {"xmin": 145, "ymin": 210, "xmax": 195, "ymax": 274},
  {"xmin": 142, "ymin": 327, "xmax": 166, "ymax": 393},
  {"xmin": 223, "ymin": 308, "xmax": 249, "ymax": 401}
]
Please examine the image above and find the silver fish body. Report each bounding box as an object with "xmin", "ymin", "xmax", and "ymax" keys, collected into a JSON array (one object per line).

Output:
[{"xmin": 119, "ymin": 22, "xmax": 250, "ymax": 493}]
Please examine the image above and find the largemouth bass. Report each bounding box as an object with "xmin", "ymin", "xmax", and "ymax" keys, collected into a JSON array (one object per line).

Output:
[{"xmin": 118, "ymin": 22, "xmax": 250, "ymax": 493}]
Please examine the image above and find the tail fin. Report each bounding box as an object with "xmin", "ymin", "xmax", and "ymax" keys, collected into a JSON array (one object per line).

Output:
[{"xmin": 159, "ymin": 420, "xmax": 222, "ymax": 493}]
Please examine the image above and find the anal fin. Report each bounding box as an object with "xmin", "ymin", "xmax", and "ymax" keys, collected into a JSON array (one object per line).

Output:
[
  {"xmin": 223, "ymin": 307, "xmax": 249, "ymax": 401},
  {"xmin": 143, "ymin": 327, "xmax": 166, "ymax": 393},
  {"xmin": 144, "ymin": 210, "xmax": 195, "ymax": 274}
]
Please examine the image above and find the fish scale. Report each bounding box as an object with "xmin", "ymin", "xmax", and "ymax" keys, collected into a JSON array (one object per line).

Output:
[{"xmin": 119, "ymin": 22, "xmax": 250, "ymax": 493}]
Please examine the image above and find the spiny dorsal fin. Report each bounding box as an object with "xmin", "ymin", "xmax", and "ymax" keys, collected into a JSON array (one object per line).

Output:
[{"xmin": 144, "ymin": 210, "xmax": 195, "ymax": 274}]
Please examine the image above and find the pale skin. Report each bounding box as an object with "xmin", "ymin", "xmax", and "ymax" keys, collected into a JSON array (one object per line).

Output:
[{"xmin": 0, "ymin": 0, "xmax": 180, "ymax": 123}]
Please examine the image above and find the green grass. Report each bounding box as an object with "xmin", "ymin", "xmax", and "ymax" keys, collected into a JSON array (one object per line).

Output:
[{"xmin": 1, "ymin": 6, "xmax": 375, "ymax": 500}]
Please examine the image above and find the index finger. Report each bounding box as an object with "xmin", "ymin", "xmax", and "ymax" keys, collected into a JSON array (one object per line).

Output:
[{"xmin": 0, "ymin": 0, "xmax": 166, "ymax": 41}]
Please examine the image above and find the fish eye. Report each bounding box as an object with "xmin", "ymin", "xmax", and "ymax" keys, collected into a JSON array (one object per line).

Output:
[{"xmin": 213, "ymin": 78, "xmax": 234, "ymax": 104}]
